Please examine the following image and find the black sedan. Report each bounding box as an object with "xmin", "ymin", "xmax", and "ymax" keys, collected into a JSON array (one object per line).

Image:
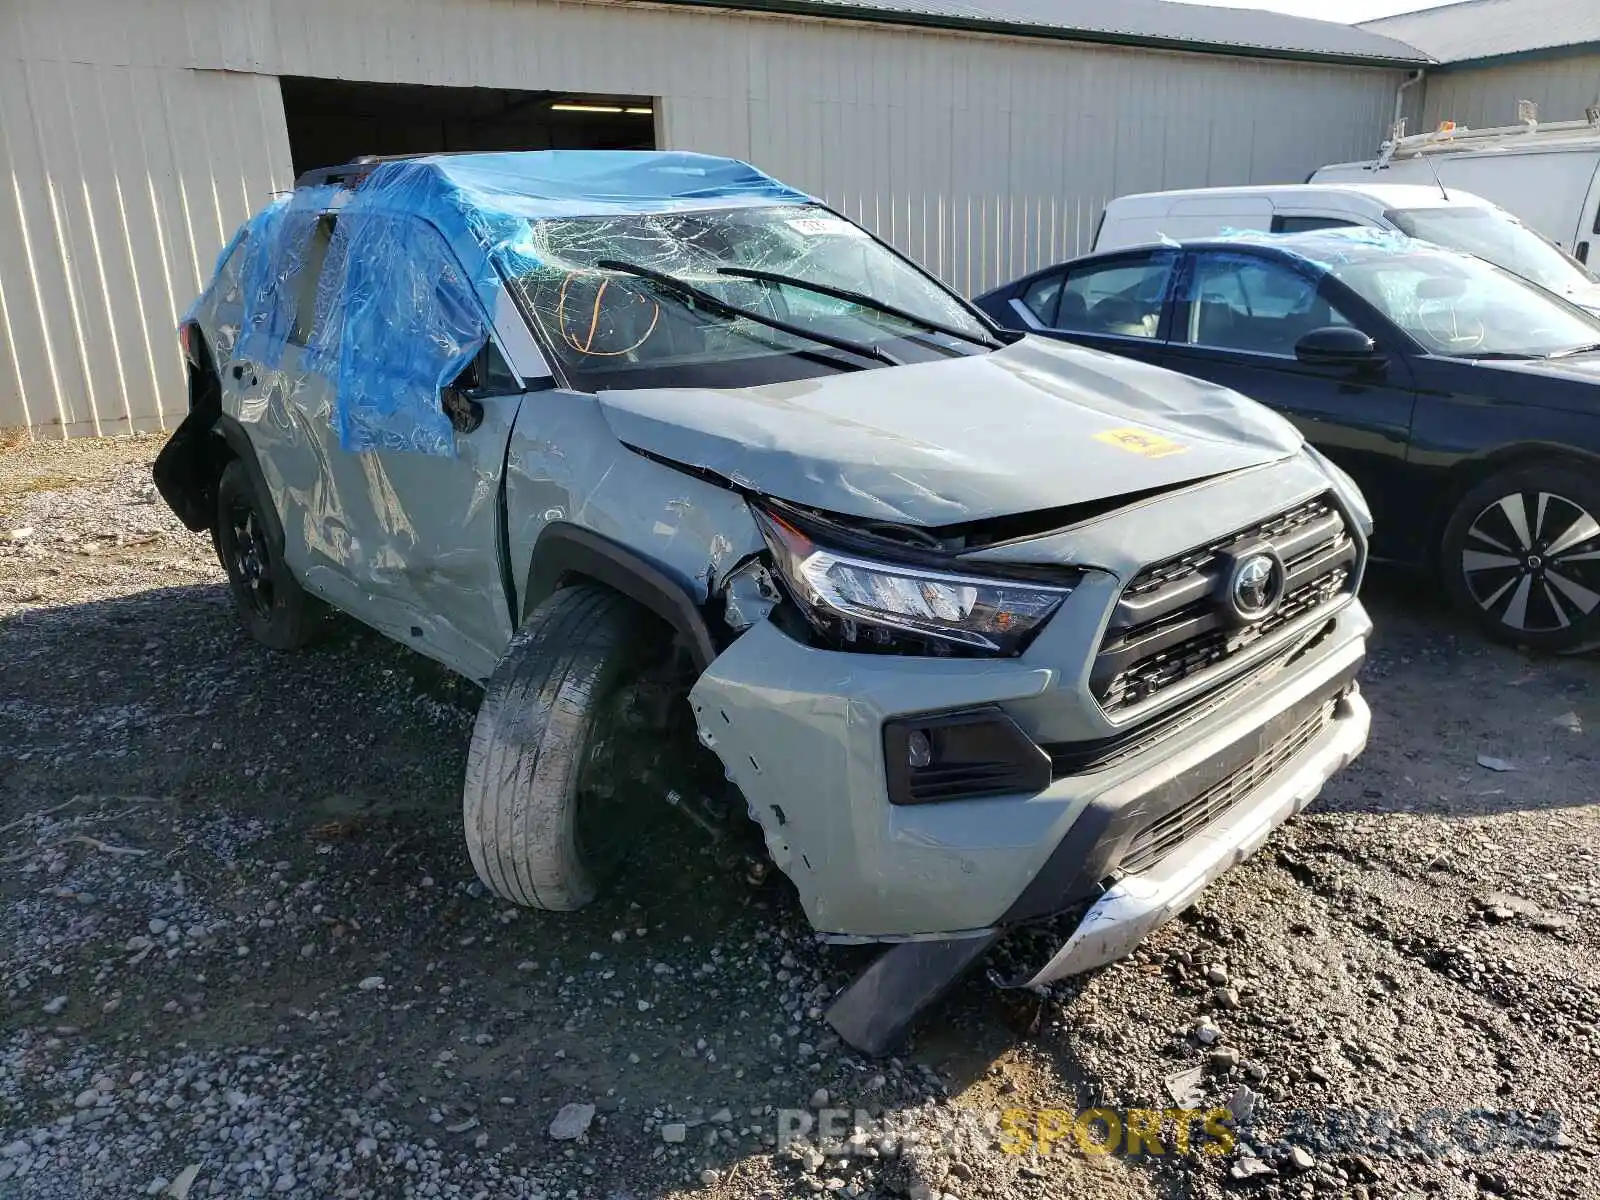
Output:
[{"xmin": 975, "ymin": 230, "xmax": 1600, "ymax": 652}]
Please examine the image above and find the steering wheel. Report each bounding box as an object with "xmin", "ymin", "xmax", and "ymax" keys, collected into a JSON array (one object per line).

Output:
[
  {"xmin": 1417, "ymin": 301, "xmax": 1487, "ymax": 351},
  {"xmin": 556, "ymin": 274, "xmax": 660, "ymax": 358}
]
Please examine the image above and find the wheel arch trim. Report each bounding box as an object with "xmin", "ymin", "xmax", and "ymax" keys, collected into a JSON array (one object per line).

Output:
[
  {"xmin": 1433, "ymin": 441, "xmax": 1600, "ymax": 555},
  {"xmin": 212, "ymin": 415, "xmax": 290, "ymax": 566},
  {"xmin": 523, "ymin": 522, "xmax": 718, "ymax": 671}
]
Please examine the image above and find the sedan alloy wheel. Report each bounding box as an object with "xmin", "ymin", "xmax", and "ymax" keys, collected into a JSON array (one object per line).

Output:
[{"xmin": 1459, "ymin": 489, "xmax": 1600, "ymax": 636}]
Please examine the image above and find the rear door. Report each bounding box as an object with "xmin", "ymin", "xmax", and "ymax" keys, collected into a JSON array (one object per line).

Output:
[
  {"xmin": 1153, "ymin": 248, "xmax": 1419, "ymax": 532},
  {"xmin": 1001, "ymin": 249, "xmax": 1180, "ymax": 369}
]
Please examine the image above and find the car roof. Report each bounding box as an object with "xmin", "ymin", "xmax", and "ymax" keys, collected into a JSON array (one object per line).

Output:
[
  {"xmin": 989, "ymin": 229, "xmax": 1440, "ymax": 288},
  {"xmin": 292, "ymin": 150, "xmax": 814, "ymax": 219},
  {"xmin": 1105, "ymin": 182, "xmax": 1494, "ymax": 213},
  {"xmin": 1122, "ymin": 227, "xmax": 1441, "ymax": 266}
]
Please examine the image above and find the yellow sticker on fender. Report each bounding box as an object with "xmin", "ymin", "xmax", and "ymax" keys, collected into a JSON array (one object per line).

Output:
[{"xmin": 1094, "ymin": 427, "xmax": 1189, "ymax": 459}]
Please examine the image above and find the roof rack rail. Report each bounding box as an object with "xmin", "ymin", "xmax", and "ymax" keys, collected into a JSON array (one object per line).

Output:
[
  {"xmin": 1376, "ymin": 107, "xmax": 1600, "ymax": 167},
  {"xmin": 293, "ymin": 155, "xmax": 387, "ymax": 190},
  {"xmin": 292, "ymin": 150, "xmax": 512, "ymax": 190}
]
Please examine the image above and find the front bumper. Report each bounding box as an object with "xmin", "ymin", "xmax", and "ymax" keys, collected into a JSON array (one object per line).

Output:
[
  {"xmin": 690, "ymin": 598, "xmax": 1370, "ymax": 940},
  {"xmin": 819, "ymin": 684, "xmax": 1369, "ymax": 1058},
  {"xmin": 1019, "ymin": 683, "xmax": 1368, "ymax": 985}
]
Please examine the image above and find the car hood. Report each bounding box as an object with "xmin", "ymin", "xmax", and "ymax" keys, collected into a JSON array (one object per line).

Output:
[{"xmin": 595, "ymin": 336, "xmax": 1302, "ymax": 525}]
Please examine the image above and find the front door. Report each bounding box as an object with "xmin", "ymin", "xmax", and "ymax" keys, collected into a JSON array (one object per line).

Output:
[
  {"xmin": 297, "ymin": 214, "xmax": 526, "ymax": 682},
  {"xmin": 1155, "ymin": 250, "xmax": 1418, "ymax": 533}
]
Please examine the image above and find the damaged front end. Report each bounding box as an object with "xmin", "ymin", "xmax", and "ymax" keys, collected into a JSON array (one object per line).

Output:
[
  {"xmin": 674, "ymin": 439, "xmax": 1372, "ymax": 1057},
  {"xmin": 511, "ymin": 203, "xmax": 1371, "ymax": 1056}
]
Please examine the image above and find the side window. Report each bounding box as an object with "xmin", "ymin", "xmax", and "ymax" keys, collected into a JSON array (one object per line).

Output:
[
  {"xmin": 288, "ymin": 216, "xmax": 337, "ymax": 347},
  {"xmin": 1020, "ymin": 273, "xmax": 1064, "ymax": 324},
  {"xmin": 1182, "ymin": 254, "xmax": 1354, "ymax": 356},
  {"xmin": 452, "ymin": 341, "xmax": 519, "ymax": 395},
  {"xmin": 1272, "ymin": 215, "xmax": 1360, "ymax": 234},
  {"xmin": 208, "ymin": 231, "xmax": 253, "ymax": 358},
  {"xmin": 318, "ymin": 213, "xmax": 492, "ymax": 457},
  {"xmin": 1055, "ymin": 256, "xmax": 1174, "ymax": 339},
  {"xmin": 213, "ymin": 233, "xmax": 252, "ymax": 302}
]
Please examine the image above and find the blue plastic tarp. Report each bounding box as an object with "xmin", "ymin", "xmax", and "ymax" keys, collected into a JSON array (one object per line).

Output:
[{"xmin": 215, "ymin": 151, "xmax": 814, "ymax": 457}]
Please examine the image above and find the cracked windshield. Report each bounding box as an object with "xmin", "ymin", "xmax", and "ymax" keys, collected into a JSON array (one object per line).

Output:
[
  {"xmin": 507, "ymin": 204, "xmax": 994, "ymax": 388},
  {"xmin": 1330, "ymin": 247, "xmax": 1600, "ymax": 359}
]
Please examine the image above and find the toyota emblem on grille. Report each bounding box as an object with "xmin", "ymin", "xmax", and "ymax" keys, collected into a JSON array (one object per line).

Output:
[{"xmin": 1229, "ymin": 552, "xmax": 1285, "ymax": 622}]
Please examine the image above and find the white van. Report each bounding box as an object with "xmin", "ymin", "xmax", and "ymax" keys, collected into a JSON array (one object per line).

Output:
[
  {"xmin": 1092, "ymin": 182, "xmax": 1600, "ymax": 312},
  {"xmin": 1313, "ymin": 120, "xmax": 1600, "ymax": 266}
]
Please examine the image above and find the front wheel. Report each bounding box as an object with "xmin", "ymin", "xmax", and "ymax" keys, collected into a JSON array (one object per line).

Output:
[
  {"xmin": 463, "ymin": 584, "xmax": 665, "ymax": 911},
  {"xmin": 1441, "ymin": 463, "xmax": 1600, "ymax": 653}
]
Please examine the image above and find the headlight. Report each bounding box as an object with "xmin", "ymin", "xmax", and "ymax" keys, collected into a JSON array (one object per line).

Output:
[{"xmin": 754, "ymin": 507, "xmax": 1073, "ymax": 655}]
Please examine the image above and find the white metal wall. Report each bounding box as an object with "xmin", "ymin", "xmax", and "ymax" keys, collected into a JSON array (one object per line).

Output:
[
  {"xmin": 1420, "ymin": 55, "xmax": 1600, "ymax": 131},
  {"xmin": 0, "ymin": 0, "xmax": 1403, "ymax": 438}
]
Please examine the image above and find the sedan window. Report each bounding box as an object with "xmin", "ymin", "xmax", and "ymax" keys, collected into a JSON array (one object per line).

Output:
[
  {"xmin": 1181, "ymin": 255, "xmax": 1355, "ymax": 357},
  {"xmin": 1053, "ymin": 256, "xmax": 1174, "ymax": 339},
  {"xmin": 1020, "ymin": 273, "xmax": 1064, "ymax": 324},
  {"xmin": 1330, "ymin": 248, "xmax": 1600, "ymax": 359}
]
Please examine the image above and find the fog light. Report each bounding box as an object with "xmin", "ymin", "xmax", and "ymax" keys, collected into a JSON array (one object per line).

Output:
[
  {"xmin": 907, "ymin": 730, "xmax": 933, "ymax": 769},
  {"xmin": 883, "ymin": 708, "xmax": 1052, "ymax": 805}
]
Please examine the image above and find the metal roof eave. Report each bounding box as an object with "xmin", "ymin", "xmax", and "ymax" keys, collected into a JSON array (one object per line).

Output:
[
  {"xmin": 639, "ymin": 0, "xmax": 1433, "ymax": 68},
  {"xmin": 1425, "ymin": 40, "xmax": 1600, "ymax": 71}
]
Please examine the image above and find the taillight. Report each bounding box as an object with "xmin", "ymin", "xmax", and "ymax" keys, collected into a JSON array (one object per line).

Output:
[{"xmin": 178, "ymin": 324, "xmax": 197, "ymax": 366}]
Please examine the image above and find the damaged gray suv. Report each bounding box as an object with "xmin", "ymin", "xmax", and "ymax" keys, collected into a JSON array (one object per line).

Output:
[{"xmin": 155, "ymin": 151, "xmax": 1373, "ymax": 1053}]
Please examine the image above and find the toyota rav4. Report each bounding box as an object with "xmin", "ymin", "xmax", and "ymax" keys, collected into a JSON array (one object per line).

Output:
[{"xmin": 154, "ymin": 151, "xmax": 1373, "ymax": 1053}]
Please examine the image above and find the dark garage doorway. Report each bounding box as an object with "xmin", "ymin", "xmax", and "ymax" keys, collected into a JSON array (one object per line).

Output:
[{"xmin": 280, "ymin": 78, "xmax": 657, "ymax": 176}]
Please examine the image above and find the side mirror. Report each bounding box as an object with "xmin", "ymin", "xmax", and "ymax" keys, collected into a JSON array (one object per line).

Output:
[
  {"xmin": 1295, "ymin": 326, "xmax": 1381, "ymax": 369},
  {"xmin": 441, "ymin": 385, "xmax": 484, "ymax": 435}
]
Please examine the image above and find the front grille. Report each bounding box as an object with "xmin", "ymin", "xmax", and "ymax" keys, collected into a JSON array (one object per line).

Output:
[
  {"xmin": 1093, "ymin": 495, "xmax": 1357, "ymax": 717},
  {"xmin": 1046, "ymin": 617, "xmax": 1339, "ymax": 777},
  {"xmin": 1118, "ymin": 698, "xmax": 1336, "ymax": 875},
  {"xmin": 1122, "ymin": 498, "xmax": 1335, "ymax": 598}
]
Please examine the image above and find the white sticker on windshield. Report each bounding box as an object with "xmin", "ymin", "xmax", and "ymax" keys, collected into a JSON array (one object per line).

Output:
[{"xmin": 786, "ymin": 216, "xmax": 868, "ymax": 238}]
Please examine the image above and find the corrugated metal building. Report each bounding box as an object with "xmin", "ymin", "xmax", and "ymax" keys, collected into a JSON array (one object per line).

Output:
[
  {"xmin": 0, "ymin": 0, "xmax": 1424, "ymax": 439},
  {"xmin": 1365, "ymin": 0, "xmax": 1600, "ymax": 130}
]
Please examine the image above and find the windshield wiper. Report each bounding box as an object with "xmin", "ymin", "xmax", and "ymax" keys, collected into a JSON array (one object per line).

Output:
[
  {"xmin": 593, "ymin": 259, "xmax": 902, "ymax": 368},
  {"xmin": 1548, "ymin": 341, "xmax": 1600, "ymax": 358},
  {"xmin": 715, "ymin": 266, "xmax": 1003, "ymax": 351},
  {"xmin": 1459, "ymin": 351, "xmax": 1544, "ymax": 360}
]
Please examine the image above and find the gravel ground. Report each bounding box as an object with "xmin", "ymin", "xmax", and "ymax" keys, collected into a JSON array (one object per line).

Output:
[{"xmin": 1, "ymin": 435, "xmax": 1596, "ymax": 1200}]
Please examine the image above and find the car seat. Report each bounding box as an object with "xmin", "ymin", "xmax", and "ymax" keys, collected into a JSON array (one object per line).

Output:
[
  {"xmin": 1195, "ymin": 292, "xmax": 1242, "ymax": 347},
  {"xmin": 1057, "ymin": 291, "xmax": 1089, "ymax": 331}
]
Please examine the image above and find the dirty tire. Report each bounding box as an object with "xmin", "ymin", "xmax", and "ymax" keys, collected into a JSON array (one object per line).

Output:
[
  {"xmin": 1441, "ymin": 461, "xmax": 1600, "ymax": 654},
  {"xmin": 215, "ymin": 460, "xmax": 320, "ymax": 651},
  {"xmin": 463, "ymin": 584, "xmax": 655, "ymax": 911}
]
